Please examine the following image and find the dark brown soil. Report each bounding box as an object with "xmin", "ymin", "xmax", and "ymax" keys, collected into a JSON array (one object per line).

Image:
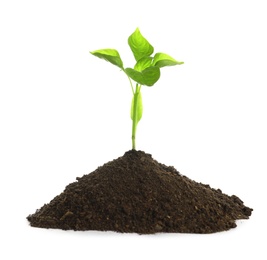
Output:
[{"xmin": 27, "ymin": 150, "xmax": 252, "ymax": 234}]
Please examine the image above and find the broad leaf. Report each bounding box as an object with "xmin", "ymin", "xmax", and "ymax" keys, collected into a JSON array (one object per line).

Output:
[
  {"xmin": 134, "ymin": 57, "xmax": 153, "ymax": 72},
  {"xmin": 153, "ymin": 52, "xmax": 184, "ymax": 68},
  {"xmin": 125, "ymin": 66, "xmax": 160, "ymax": 87},
  {"xmin": 90, "ymin": 49, "xmax": 124, "ymax": 69},
  {"xmin": 125, "ymin": 68, "xmax": 145, "ymax": 85},
  {"xmin": 128, "ymin": 28, "xmax": 154, "ymax": 61},
  {"xmin": 131, "ymin": 92, "xmax": 143, "ymax": 123}
]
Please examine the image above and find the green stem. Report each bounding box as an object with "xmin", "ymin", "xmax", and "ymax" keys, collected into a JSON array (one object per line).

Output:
[
  {"xmin": 132, "ymin": 84, "xmax": 141, "ymax": 150},
  {"xmin": 123, "ymin": 69, "xmax": 134, "ymax": 95},
  {"xmin": 128, "ymin": 76, "xmax": 135, "ymax": 95}
]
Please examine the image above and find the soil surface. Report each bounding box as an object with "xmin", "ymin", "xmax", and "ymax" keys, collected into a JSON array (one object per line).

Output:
[{"xmin": 27, "ymin": 150, "xmax": 252, "ymax": 234}]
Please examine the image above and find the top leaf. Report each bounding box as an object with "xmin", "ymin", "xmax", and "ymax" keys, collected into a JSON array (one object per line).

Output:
[
  {"xmin": 153, "ymin": 53, "xmax": 184, "ymax": 68},
  {"xmin": 128, "ymin": 28, "xmax": 154, "ymax": 61},
  {"xmin": 90, "ymin": 49, "xmax": 124, "ymax": 69}
]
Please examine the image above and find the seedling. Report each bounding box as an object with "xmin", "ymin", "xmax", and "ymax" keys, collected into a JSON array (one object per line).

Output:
[
  {"xmin": 28, "ymin": 30, "xmax": 253, "ymax": 233},
  {"xmin": 90, "ymin": 28, "xmax": 183, "ymax": 150}
]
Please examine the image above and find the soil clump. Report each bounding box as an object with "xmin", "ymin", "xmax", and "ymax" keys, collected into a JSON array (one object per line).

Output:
[{"xmin": 27, "ymin": 150, "xmax": 252, "ymax": 234}]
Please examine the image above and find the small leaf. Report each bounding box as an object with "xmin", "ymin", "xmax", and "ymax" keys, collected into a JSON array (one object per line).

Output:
[
  {"xmin": 153, "ymin": 52, "xmax": 184, "ymax": 68},
  {"xmin": 125, "ymin": 68, "xmax": 145, "ymax": 85},
  {"xmin": 125, "ymin": 66, "xmax": 160, "ymax": 87},
  {"xmin": 90, "ymin": 49, "xmax": 124, "ymax": 69},
  {"xmin": 128, "ymin": 28, "xmax": 154, "ymax": 61},
  {"xmin": 142, "ymin": 67, "xmax": 161, "ymax": 86},
  {"xmin": 134, "ymin": 57, "xmax": 153, "ymax": 72},
  {"xmin": 131, "ymin": 92, "xmax": 143, "ymax": 123}
]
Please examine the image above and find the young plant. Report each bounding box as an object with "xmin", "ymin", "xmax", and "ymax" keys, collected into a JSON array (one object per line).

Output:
[{"xmin": 90, "ymin": 28, "xmax": 183, "ymax": 150}]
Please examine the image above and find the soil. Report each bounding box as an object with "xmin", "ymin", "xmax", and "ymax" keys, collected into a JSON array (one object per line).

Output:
[{"xmin": 27, "ymin": 150, "xmax": 252, "ymax": 234}]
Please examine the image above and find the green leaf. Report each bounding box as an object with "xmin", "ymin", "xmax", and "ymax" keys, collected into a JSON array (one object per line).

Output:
[
  {"xmin": 134, "ymin": 57, "xmax": 153, "ymax": 72},
  {"xmin": 131, "ymin": 92, "xmax": 143, "ymax": 123},
  {"xmin": 125, "ymin": 66, "xmax": 160, "ymax": 87},
  {"xmin": 153, "ymin": 52, "xmax": 184, "ymax": 68},
  {"xmin": 90, "ymin": 49, "xmax": 124, "ymax": 69},
  {"xmin": 128, "ymin": 28, "xmax": 154, "ymax": 61}
]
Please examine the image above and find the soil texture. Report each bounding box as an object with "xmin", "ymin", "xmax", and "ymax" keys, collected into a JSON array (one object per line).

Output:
[{"xmin": 27, "ymin": 150, "xmax": 252, "ymax": 234}]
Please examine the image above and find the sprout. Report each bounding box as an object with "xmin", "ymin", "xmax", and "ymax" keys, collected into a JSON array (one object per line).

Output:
[{"xmin": 90, "ymin": 28, "xmax": 183, "ymax": 150}]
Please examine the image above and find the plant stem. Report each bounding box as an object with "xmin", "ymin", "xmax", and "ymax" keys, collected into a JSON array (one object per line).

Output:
[
  {"xmin": 132, "ymin": 84, "xmax": 141, "ymax": 150},
  {"xmin": 125, "ymin": 72, "xmax": 135, "ymax": 95}
]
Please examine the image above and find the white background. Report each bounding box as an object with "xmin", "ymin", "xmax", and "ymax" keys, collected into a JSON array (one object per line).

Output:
[{"xmin": 0, "ymin": 0, "xmax": 266, "ymax": 259}]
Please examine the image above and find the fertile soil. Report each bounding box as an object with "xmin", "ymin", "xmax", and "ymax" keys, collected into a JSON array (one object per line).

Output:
[{"xmin": 27, "ymin": 150, "xmax": 252, "ymax": 234}]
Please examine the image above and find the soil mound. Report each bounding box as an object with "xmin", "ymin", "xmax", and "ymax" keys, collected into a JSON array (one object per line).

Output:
[{"xmin": 27, "ymin": 150, "xmax": 252, "ymax": 234}]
